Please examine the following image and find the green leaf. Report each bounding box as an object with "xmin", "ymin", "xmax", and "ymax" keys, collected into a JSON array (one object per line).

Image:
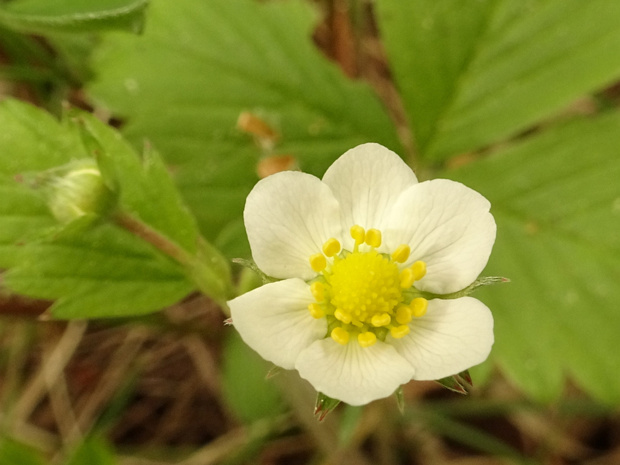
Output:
[
  {"xmin": 447, "ymin": 110, "xmax": 620, "ymax": 403},
  {"xmin": 0, "ymin": 438, "xmax": 45, "ymax": 465},
  {"xmin": 0, "ymin": 99, "xmax": 83, "ymax": 174},
  {"xmin": 87, "ymin": 0, "xmax": 402, "ymax": 252},
  {"xmin": 75, "ymin": 113, "xmax": 233, "ymax": 302},
  {"xmin": 76, "ymin": 112, "xmax": 200, "ymax": 254},
  {"xmin": 5, "ymin": 223, "xmax": 193, "ymax": 319},
  {"xmin": 66, "ymin": 437, "xmax": 117, "ymax": 465},
  {"xmin": 0, "ymin": 99, "xmax": 80, "ymax": 267},
  {"xmin": 376, "ymin": 0, "xmax": 620, "ymax": 160},
  {"xmin": 0, "ymin": 177, "xmax": 53, "ymax": 268},
  {"xmin": 0, "ymin": 100, "xmax": 195, "ymax": 318},
  {"xmin": 0, "ymin": 0, "xmax": 148, "ymax": 34}
]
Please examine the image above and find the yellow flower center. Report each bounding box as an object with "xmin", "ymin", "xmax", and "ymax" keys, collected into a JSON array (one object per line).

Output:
[
  {"xmin": 308, "ymin": 225, "xmax": 428, "ymax": 348},
  {"xmin": 328, "ymin": 250, "xmax": 402, "ymax": 325}
]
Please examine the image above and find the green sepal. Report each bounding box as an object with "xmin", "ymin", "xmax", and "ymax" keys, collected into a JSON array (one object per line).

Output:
[
  {"xmin": 232, "ymin": 258, "xmax": 278, "ymax": 284},
  {"xmin": 416, "ymin": 276, "xmax": 510, "ymax": 301},
  {"xmin": 457, "ymin": 276, "xmax": 510, "ymax": 297},
  {"xmin": 265, "ymin": 365, "xmax": 283, "ymax": 379},
  {"xmin": 435, "ymin": 370, "xmax": 473, "ymax": 395},
  {"xmin": 314, "ymin": 392, "xmax": 341, "ymax": 422},
  {"xmin": 394, "ymin": 385, "xmax": 405, "ymax": 414},
  {"xmin": 457, "ymin": 369, "xmax": 473, "ymax": 388}
]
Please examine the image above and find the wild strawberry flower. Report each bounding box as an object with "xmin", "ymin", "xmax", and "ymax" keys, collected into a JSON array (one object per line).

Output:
[{"xmin": 229, "ymin": 143, "xmax": 496, "ymax": 406}]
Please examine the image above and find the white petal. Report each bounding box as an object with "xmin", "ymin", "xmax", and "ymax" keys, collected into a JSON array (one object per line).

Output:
[
  {"xmin": 385, "ymin": 179, "xmax": 496, "ymax": 294},
  {"xmin": 322, "ymin": 143, "xmax": 417, "ymax": 247},
  {"xmin": 244, "ymin": 171, "xmax": 342, "ymax": 280},
  {"xmin": 295, "ymin": 338, "xmax": 415, "ymax": 406},
  {"xmin": 229, "ymin": 279, "xmax": 327, "ymax": 370},
  {"xmin": 390, "ymin": 297, "xmax": 494, "ymax": 381}
]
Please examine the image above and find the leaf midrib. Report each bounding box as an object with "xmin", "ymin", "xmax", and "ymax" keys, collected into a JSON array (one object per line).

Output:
[
  {"xmin": 140, "ymin": 37, "xmax": 380, "ymax": 143},
  {"xmin": 420, "ymin": 0, "xmax": 502, "ymax": 156}
]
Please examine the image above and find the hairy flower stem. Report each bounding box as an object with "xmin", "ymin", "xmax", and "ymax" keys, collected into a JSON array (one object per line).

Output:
[
  {"xmin": 113, "ymin": 211, "xmax": 192, "ymax": 265},
  {"xmin": 113, "ymin": 211, "xmax": 233, "ymax": 312}
]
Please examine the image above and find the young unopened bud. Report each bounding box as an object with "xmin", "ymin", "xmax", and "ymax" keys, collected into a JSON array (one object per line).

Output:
[{"xmin": 46, "ymin": 160, "xmax": 115, "ymax": 223}]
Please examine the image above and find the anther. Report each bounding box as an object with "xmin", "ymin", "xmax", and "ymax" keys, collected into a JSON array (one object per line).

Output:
[
  {"xmin": 350, "ymin": 225, "xmax": 365, "ymax": 245},
  {"xmin": 322, "ymin": 238, "xmax": 341, "ymax": 257},
  {"xmin": 358, "ymin": 331, "xmax": 377, "ymax": 348},
  {"xmin": 400, "ymin": 268, "xmax": 415, "ymax": 289},
  {"xmin": 412, "ymin": 260, "xmax": 427, "ymax": 281},
  {"xmin": 371, "ymin": 313, "xmax": 391, "ymax": 327},
  {"xmin": 331, "ymin": 327, "xmax": 350, "ymax": 345},
  {"xmin": 365, "ymin": 229, "xmax": 382, "ymax": 248},
  {"xmin": 308, "ymin": 303, "xmax": 325, "ymax": 319},
  {"xmin": 310, "ymin": 282, "xmax": 325, "ymax": 301},
  {"xmin": 411, "ymin": 297, "xmax": 428, "ymax": 317},
  {"xmin": 334, "ymin": 309, "xmax": 352, "ymax": 324},
  {"xmin": 396, "ymin": 305, "xmax": 412, "ymax": 325},
  {"xmin": 391, "ymin": 244, "xmax": 411, "ymax": 263},
  {"xmin": 390, "ymin": 325, "xmax": 410, "ymax": 339},
  {"xmin": 309, "ymin": 253, "xmax": 327, "ymax": 272}
]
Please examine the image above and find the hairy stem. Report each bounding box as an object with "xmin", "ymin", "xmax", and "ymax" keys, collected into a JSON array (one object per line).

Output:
[{"xmin": 112, "ymin": 211, "xmax": 232, "ymax": 311}]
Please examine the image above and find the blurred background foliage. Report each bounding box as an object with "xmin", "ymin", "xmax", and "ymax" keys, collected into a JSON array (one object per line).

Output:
[{"xmin": 1, "ymin": 0, "xmax": 620, "ymax": 463}]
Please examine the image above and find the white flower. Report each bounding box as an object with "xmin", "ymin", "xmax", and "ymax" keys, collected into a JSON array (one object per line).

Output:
[{"xmin": 229, "ymin": 143, "xmax": 496, "ymax": 406}]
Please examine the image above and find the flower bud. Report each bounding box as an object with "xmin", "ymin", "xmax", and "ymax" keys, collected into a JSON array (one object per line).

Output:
[{"xmin": 46, "ymin": 160, "xmax": 115, "ymax": 223}]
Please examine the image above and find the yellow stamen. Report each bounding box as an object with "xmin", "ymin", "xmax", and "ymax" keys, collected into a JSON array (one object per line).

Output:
[
  {"xmin": 334, "ymin": 309, "xmax": 352, "ymax": 324},
  {"xmin": 309, "ymin": 253, "xmax": 326, "ymax": 272},
  {"xmin": 310, "ymin": 281, "xmax": 325, "ymax": 301},
  {"xmin": 322, "ymin": 238, "xmax": 341, "ymax": 257},
  {"xmin": 411, "ymin": 297, "xmax": 428, "ymax": 317},
  {"xmin": 308, "ymin": 303, "xmax": 325, "ymax": 319},
  {"xmin": 350, "ymin": 225, "xmax": 365, "ymax": 245},
  {"xmin": 390, "ymin": 325, "xmax": 410, "ymax": 339},
  {"xmin": 371, "ymin": 313, "xmax": 391, "ymax": 327},
  {"xmin": 365, "ymin": 228, "xmax": 382, "ymax": 248},
  {"xmin": 412, "ymin": 260, "xmax": 427, "ymax": 281},
  {"xmin": 305, "ymin": 225, "xmax": 421, "ymax": 350},
  {"xmin": 395, "ymin": 305, "xmax": 412, "ymax": 325},
  {"xmin": 358, "ymin": 331, "xmax": 377, "ymax": 348},
  {"xmin": 391, "ymin": 244, "xmax": 411, "ymax": 263},
  {"xmin": 331, "ymin": 327, "xmax": 350, "ymax": 345},
  {"xmin": 400, "ymin": 268, "xmax": 415, "ymax": 289}
]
